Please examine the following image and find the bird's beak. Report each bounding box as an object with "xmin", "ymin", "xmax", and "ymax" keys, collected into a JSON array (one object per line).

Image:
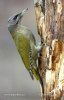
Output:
[{"xmin": 19, "ymin": 8, "xmax": 28, "ymax": 18}]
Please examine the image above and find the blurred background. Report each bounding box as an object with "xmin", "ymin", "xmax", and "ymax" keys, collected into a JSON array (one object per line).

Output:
[{"xmin": 0, "ymin": 0, "xmax": 41, "ymax": 100}]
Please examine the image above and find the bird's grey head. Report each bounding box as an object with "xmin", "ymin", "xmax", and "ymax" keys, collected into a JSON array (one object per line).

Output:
[{"xmin": 8, "ymin": 8, "xmax": 28, "ymax": 30}]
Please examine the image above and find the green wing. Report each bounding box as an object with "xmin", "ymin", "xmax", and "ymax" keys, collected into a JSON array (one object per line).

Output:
[
  {"xmin": 15, "ymin": 32, "xmax": 30, "ymax": 70},
  {"xmin": 12, "ymin": 31, "xmax": 39, "ymax": 80}
]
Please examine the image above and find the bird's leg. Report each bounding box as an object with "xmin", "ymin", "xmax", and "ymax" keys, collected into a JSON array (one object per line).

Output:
[{"xmin": 36, "ymin": 42, "xmax": 44, "ymax": 53}]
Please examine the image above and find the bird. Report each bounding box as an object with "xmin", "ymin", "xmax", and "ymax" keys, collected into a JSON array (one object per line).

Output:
[
  {"xmin": 8, "ymin": 8, "xmax": 44, "ymax": 95},
  {"xmin": 8, "ymin": 8, "xmax": 42, "ymax": 80}
]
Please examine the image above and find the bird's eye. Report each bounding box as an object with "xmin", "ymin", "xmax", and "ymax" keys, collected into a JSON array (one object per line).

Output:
[{"xmin": 13, "ymin": 14, "xmax": 19, "ymax": 20}]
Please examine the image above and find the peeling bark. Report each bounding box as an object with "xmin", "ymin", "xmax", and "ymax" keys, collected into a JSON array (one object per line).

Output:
[{"xmin": 33, "ymin": 0, "xmax": 64, "ymax": 100}]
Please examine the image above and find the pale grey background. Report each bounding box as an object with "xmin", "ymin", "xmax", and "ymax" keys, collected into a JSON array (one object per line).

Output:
[{"xmin": 0, "ymin": 0, "xmax": 41, "ymax": 100}]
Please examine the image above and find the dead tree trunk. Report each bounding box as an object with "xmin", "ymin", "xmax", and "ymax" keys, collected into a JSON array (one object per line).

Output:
[{"xmin": 33, "ymin": 0, "xmax": 64, "ymax": 100}]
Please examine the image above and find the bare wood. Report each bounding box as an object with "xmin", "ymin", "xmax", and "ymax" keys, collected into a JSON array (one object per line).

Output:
[{"xmin": 33, "ymin": 0, "xmax": 64, "ymax": 100}]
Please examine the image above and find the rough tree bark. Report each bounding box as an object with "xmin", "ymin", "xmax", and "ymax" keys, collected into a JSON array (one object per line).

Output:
[{"xmin": 33, "ymin": 0, "xmax": 64, "ymax": 100}]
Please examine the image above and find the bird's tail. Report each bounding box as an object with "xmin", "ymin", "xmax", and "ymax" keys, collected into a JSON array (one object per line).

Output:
[
  {"xmin": 33, "ymin": 66, "xmax": 44, "ymax": 95},
  {"xmin": 29, "ymin": 70, "xmax": 34, "ymax": 80}
]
